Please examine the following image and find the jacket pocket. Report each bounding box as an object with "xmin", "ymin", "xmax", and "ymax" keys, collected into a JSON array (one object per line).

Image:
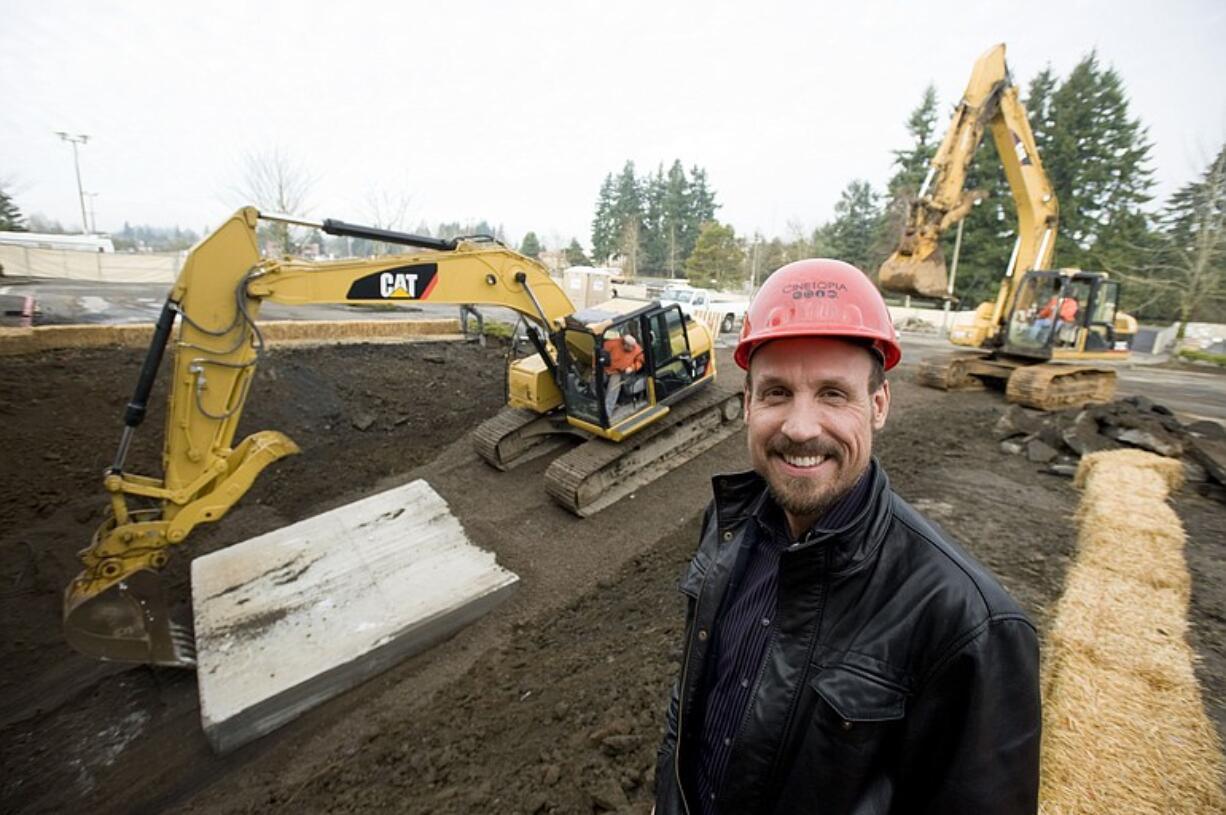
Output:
[
  {"xmin": 773, "ymin": 666, "xmax": 907, "ymax": 809},
  {"xmin": 808, "ymin": 665, "xmax": 906, "ymax": 750}
]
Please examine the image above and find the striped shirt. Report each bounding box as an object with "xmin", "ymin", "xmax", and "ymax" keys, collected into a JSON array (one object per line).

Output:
[{"xmin": 691, "ymin": 472, "xmax": 872, "ymax": 814}]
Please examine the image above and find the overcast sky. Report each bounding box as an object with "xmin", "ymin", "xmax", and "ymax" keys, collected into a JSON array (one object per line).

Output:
[{"xmin": 2, "ymin": 0, "xmax": 1223, "ymax": 249}]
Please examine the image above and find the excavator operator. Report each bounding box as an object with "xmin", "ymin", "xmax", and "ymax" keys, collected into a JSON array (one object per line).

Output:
[
  {"xmin": 1030, "ymin": 294, "xmax": 1079, "ymax": 343},
  {"xmin": 603, "ymin": 330, "xmax": 644, "ymax": 419}
]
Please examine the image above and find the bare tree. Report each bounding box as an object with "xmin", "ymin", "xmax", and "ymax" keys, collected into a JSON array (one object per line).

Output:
[
  {"xmin": 363, "ymin": 188, "xmax": 414, "ymax": 255},
  {"xmin": 232, "ymin": 147, "xmax": 317, "ymax": 255},
  {"xmin": 1111, "ymin": 145, "xmax": 1226, "ymax": 338}
]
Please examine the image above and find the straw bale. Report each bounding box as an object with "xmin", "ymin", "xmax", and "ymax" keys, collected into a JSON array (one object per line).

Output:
[
  {"xmin": 1045, "ymin": 565, "xmax": 1189, "ymax": 684},
  {"xmin": 1074, "ymin": 506, "xmax": 1189, "ymax": 597},
  {"xmin": 1072, "ymin": 532, "xmax": 1190, "ymax": 595},
  {"xmin": 1040, "ymin": 449, "xmax": 1225, "ymax": 814},
  {"xmin": 1075, "ymin": 448, "xmax": 1184, "ymax": 492},
  {"xmin": 1041, "ymin": 650, "xmax": 1226, "ymax": 814}
]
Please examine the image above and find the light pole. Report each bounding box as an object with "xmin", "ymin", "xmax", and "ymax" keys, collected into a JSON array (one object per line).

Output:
[
  {"xmin": 85, "ymin": 192, "xmax": 100, "ymax": 234},
  {"xmin": 55, "ymin": 131, "xmax": 90, "ymax": 233}
]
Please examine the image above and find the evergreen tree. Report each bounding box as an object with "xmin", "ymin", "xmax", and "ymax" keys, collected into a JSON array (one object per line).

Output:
[
  {"xmin": 641, "ymin": 165, "xmax": 669, "ymax": 273},
  {"xmin": 589, "ymin": 159, "xmax": 720, "ymax": 276},
  {"xmin": 613, "ymin": 161, "xmax": 644, "ymax": 274},
  {"xmin": 686, "ymin": 221, "xmax": 744, "ymax": 289},
  {"xmin": 688, "ymin": 166, "xmax": 718, "ymax": 233},
  {"xmin": 1025, "ymin": 67, "xmax": 1057, "ymax": 153},
  {"xmin": 520, "ymin": 231, "xmax": 542, "ymax": 258},
  {"xmin": 565, "ymin": 238, "xmax": 589, "ymax": 266},
  {"xmin": 591, "ymin": 173, "xmax": 618, "ymax": 263},
  {"xmin": 822, "ymin": 180, "xmax": 882, "ymax": 272},
  {"xmin": 1041, "ymin": 52, "xmax": 1154, "ymax": 267},
  {"xmin": 0, "ymin": 184, "xmax": 26, "ymax": 231},
  {"xmin": 662, "ymin": 160, "xmax": 691, "ymax": 277},
  {"xmin": 889, "ymin": 84, "xmax": 940, "ymax": 196}
]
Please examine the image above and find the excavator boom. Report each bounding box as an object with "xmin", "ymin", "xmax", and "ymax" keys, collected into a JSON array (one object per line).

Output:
[
  {"xmin": 879, "ymin": 43, "xmax": 1058, "ymax": 309},
  {"xmin": 64, "ymin": 207, "xmax": 734, "ymax": 667},
  {"xmin": 885, "ymin": 45, "xmax": 1134, "ymax": 411}
]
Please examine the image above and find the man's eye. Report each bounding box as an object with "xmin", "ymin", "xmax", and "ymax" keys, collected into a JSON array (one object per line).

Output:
[
  {"xmin": 761, "ymin": 387, "xmax": 787, "ymax": 400},
  {"xmin": 821, "ymin": 389, "xmax": 847, "ymax": 401}
]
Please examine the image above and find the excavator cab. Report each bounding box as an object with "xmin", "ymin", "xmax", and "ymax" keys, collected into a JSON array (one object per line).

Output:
[
  {"xmin": 557, "ymin": 301, "xmax": 709, "ymax": 438},
  {"xmin": 1003, "ymin": 271, "xmax": 1129, "ymax": 360}
]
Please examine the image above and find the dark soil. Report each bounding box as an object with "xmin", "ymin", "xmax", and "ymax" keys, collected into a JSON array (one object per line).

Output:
[{"xmin": 1, "ymin": 341, "xmax": 1221, "ymax": 814}]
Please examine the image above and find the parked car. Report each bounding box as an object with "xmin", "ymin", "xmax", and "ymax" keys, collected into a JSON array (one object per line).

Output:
[{"xmin": 660, "ymin": 285, "xmax": 747, "ymax": 333}]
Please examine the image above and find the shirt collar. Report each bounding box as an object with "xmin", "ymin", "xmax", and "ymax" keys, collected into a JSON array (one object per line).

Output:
[{"xmin": 754, "ymin": 468, "xmax": 874, "ymax": 545}]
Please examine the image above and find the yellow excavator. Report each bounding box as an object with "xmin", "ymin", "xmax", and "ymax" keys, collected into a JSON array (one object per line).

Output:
[
  {"xmin": 64, "ymin": 207, "xmax": 742, "ymax": 667},
  {"xmin": 879, "ymin": 43, "xmax": 1137, "ymax": 410}
]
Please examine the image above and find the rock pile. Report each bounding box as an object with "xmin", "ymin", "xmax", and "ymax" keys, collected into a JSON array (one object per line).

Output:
[{"xmin": 995, "ymin": 396, "xmax": 1226, "ymax": 503}]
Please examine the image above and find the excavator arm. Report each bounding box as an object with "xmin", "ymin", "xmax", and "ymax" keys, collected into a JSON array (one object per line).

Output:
[
  {"xmin": 64, "ymin": 206, "xmax": 575, "ymax": 667},
  {"xmin": 880, "ymin": 42, "xmax": 1058, "ymax": 323}
]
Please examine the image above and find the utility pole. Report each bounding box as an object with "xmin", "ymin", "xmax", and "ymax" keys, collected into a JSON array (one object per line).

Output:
[
  {"xmin": 85, "ymin": 192, "xmax": 100, "ymax": 233},
  {"xmin": 941, "ymin": 219, "xmax": 965, "ymax": 336},
  {"xmin": 55, "ymin": 131, "xmax": 90, "ymax": 233}
]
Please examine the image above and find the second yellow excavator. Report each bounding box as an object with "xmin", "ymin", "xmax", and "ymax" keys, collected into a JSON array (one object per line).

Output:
[
  {"xmin": 879, "ymin": 44, "xmax": 1137, "ymax": 410},
  {"xmin": 64, "ymin": 207, "xmax": 742, "ymax": 668}
]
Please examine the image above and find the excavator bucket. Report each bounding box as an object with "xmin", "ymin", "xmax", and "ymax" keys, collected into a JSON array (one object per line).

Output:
[
  {"xmin": 64, "ymin": 569, "xmax": 196, "ymax": 668},
  {"xmin": 878, "ymin": 245, "xmax": 950, "ymax": 300}
]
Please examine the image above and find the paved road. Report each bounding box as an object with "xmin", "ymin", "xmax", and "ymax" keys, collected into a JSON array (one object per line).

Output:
[
  {"xmin": 898, "ymin": 333, "xmax": 1225, "ymax": 422},
  {"xmin": 5, "ymin": 276, "xmax": 1222, "ymax": 422}
]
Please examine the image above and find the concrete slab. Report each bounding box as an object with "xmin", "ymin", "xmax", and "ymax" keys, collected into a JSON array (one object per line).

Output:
[{"xmin": 191, "ymin": 479, "xmax": 518, "ymax": 753}]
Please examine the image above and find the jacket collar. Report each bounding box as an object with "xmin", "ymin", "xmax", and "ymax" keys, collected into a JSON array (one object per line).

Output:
[{"xmin": 710, "ymin": 458, "xmax": 893, "ymax": 574}]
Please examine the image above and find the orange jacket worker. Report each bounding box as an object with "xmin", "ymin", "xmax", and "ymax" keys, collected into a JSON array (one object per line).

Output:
[
  {"xmin": 603, "ymin": 334, "xmax": 643, "ymax": 419},
  {"xmin": 604, "ymin": 334, "xmax": 644, "ymax": 374},
  {"xmin": 1038, "ymin": 295, "xmax": 1078, "ymax": 322}
]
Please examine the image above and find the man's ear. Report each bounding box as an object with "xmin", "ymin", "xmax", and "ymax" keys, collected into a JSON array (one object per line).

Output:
[{"xmin": 871, "ymin": 380, "xmax": 890, "ymax": 430}]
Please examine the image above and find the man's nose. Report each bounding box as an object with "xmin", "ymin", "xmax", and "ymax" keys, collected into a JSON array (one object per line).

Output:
[{"xmin": 780, "ymin": 396, "xmax": 825, "ymax": 443}]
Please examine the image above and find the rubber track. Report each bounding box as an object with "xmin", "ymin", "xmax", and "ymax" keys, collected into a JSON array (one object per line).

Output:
[
  {"xmin": 1005, "ymin": 363, "xmax": 1117, "ymax": 411},
  {"xmin": 544, "ymin": 383, "xmax": 743, "ymax": 517}
]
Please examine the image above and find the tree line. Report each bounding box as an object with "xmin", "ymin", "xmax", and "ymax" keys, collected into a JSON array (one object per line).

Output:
[
  {"xmin": 805, "ymin": 52, "xmax": 1225, "ymax": 330},
  {"xmin": 589, "ymin": 160, "xmax": 719, "ymax": 278}
]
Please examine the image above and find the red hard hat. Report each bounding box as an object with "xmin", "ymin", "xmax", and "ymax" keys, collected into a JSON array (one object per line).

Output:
[{"xmin": 734, "ymin": 259, "xmax": 901, "ymax": 371}]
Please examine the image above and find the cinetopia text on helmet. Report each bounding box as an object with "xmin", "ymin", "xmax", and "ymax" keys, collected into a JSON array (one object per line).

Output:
[{"xmin": 781, "ymin": 280, "xmax": 849, "ymax": 299}]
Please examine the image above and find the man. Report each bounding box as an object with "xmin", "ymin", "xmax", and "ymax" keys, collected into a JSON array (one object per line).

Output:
[
  {"xmin": 603, "ymin": 331, "xmax": 644, "ymax": 419},
  {"xmin": 654, "ymin": 259, "xmax": 1040, "ymax": 815},
  {"xmin": 1029, "ymin": 293, "xmax": 1078, "ymax": 343}
]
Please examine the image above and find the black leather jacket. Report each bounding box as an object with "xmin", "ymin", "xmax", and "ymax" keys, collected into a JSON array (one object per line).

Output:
[{"xmin": 655, "ymin": 461, "xmax": 1040, "ymax": 814}]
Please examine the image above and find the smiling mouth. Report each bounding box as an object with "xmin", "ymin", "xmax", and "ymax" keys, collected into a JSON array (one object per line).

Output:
[{"xmin": 779, "ymin": 453, "xmax": 826, "ymax": 469}]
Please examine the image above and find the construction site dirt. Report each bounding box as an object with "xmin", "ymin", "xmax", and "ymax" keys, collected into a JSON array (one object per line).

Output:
[{"xmin": 1, "ymin": 340, "xmax": 1222, "ymax": 814}]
